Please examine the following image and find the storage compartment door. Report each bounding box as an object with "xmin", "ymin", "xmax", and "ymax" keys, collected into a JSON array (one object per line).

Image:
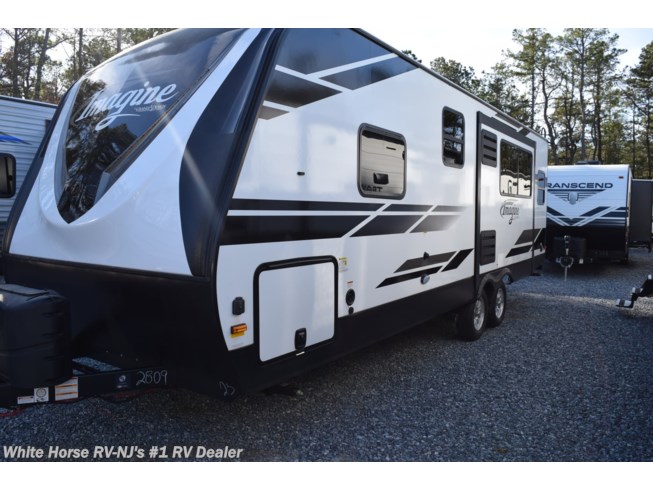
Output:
[{"xmin": 258, "ymin": 260, "xmax": 335, "ymax": 362}]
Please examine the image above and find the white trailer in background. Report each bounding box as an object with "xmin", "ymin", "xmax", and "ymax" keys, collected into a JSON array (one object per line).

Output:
[
  {"xmin": 0, "ymin": 96, "xmax": 57, "ymax": 239},
  {"xmin": 546, "ymin": 164, "xmax": 631, "ymax": 265}
]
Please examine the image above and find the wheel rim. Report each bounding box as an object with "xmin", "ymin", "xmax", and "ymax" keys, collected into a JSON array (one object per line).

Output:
[
  {"xmin": 495, "ymin": 288, "xmax": 505, "ymax": 319},
  {"xmin": 473, "ymin": 296, "xmax": 485, "ymax": 331}
]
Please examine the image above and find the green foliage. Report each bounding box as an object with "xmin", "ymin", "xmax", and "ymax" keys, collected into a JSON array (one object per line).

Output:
[
  {"xmin": 0, "ymin": 28, "xmax": 66, "ymax": 101},
  {"xmin": 0, "ymin": 28, "xmax": 174, "ymax": 101},
  {"xmin": 401, "ymin": 49, "xmax": 422, "ymax": 64},
  {"xmin": 0, "ymin": 28, "xmax": 651, "ymax": 176},
  {"xmin": 430, "ymin": 57, "xmax": 481, "ymax": 94},
  {"xmin": 423, "ymin": 27, "xmax": 652, "ymax": 176},
  {"xmin": 477, "ymin": 62, "xmax": 530, "ymax": 123},
  {"xmin": 121, "ymin": 29, "xmax": 174, "ymax": 47}
]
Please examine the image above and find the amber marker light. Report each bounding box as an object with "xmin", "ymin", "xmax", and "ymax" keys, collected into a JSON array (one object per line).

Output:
[{"xmin": 230, "ymin": 324, "xmax": 248, "ymax": 338}]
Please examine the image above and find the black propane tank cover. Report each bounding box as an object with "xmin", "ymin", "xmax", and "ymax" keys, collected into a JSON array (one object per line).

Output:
[{"xmin": 0, "ymin": 284, "xmax": 72, "ymax": 389}]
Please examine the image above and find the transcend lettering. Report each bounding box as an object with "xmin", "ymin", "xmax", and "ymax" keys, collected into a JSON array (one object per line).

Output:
[
  {"xmin": 548, "ymin": 182, "xmax": 614, "ymax": 189},
  {"xmin": 76, "ymin": 81, "xmax": 178, "ymax": 131}
]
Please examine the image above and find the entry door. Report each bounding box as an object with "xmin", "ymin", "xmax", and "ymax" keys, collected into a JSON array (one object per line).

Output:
[{"xmin": 476, "ymin": 113, "xmax": 537, "ymax": 276}]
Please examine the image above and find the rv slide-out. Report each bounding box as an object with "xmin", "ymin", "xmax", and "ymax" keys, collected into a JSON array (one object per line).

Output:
[{"xmin": 0, "ymin": 29, "xmax": 547, "ymax": 406}]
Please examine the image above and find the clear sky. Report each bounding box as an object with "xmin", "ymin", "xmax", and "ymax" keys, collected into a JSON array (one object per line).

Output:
[
  {"xmin": 4, "ymin": 0, "xmax": 652, "ymax": 75},
  {"xmin": 366, "ymin": 27, "xmax": 653, "ymax": 74}
]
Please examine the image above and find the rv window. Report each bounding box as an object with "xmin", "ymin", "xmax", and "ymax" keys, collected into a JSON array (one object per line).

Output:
[
  {"xmin": 500, "ymin": 141, "xmax": 532, "ymax": 198},
  {"xmin": 358, "ymin": 125, "xmax": 406, "ymax": 199},
  {"xmin": 442, "ymin": 108, "xmax": 464, "ymax": 167},
  {"xmin": 0, "ymin": 153, "xmax": 16, "ymax": 198}
]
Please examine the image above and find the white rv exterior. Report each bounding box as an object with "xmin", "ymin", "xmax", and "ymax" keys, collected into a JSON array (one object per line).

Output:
[
  {"xmin": 0, "ymin": 29, "xmax": 548, "ymax": 401},
  {"xmin": 0, "ymin": 96, "xmax": 56, "ymax": 231},
  {"xmin": 546, "ymin": 164, "xmax": 631, "ymax": 262}
]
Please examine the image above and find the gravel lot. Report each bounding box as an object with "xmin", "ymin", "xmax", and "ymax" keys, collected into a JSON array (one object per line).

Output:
[{"xmin": 1, "ymin": 249, "xmax": 652, "ymax": 462}]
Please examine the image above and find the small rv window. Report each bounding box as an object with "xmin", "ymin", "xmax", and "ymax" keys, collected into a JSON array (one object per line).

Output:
[
  {"xmin": 442, "ymin": 108, "xmax": 464, "ymax": 167},
  {"xmin": 500, "ymin": 141, "xmax": 532, "ymax": 198},
  {"xmin": 358, "ymin": 125, "xmax": 406, "ymax": 199}
]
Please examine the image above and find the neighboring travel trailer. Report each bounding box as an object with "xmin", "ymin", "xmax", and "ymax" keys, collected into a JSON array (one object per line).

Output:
[
  {"xmin": 546, "ymin": 164, "xmax": 631, "ymax": 266},
  {"xmin": 0, "ymin": 28, "xmax": 547, "ymax": 407},
  {"xmin": 629, "ymin": 179, "xmax": 653, "ymax": 251},
  {"xmin": 0, "ymin": 96, "xmax": 57, "ymax": 240}
]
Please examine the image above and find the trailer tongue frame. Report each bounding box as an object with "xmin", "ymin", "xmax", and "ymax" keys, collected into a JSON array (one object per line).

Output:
[{"xmin": 0, "ymin": 359, "xmax": 171, "ymax": 408}]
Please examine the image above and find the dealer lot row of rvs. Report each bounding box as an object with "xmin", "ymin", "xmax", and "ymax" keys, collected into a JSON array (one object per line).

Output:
[{"xmin": 0, "ymin": 29, "xmax": 651, "ymax": 407}]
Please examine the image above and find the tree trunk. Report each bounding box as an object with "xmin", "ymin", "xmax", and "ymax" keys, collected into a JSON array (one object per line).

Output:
[
  {"xmin": 78, "ymin": 28, "xmax": 84, "ymax": 79},
  {"xmin": 579, "ymin": 43, "xmax": 587, "ymax": 161},
  {"xmin": 530, "ymin": 70, "xmax": 536, "ymax": 129},
  {"xmin": 647, "ymin": 109, "xmax": 652, "ymax": 179},
  {"xmin": 541, "ymin": 73, "xmax": 558, "ymax": 165},
  {"xmin": 117, "ymin": 28, "xmax": 122, "ymax": 53},
  {"xmin": 12, "ymin": 28, "xmax": 20, "ymax": 97},
  {"xmin": 33, "ymin": 28, "xmax": 50, "ymax": 101},
  {"xmin": 632, "ymin": 103, "xmax": 637, "ymax": 168}
]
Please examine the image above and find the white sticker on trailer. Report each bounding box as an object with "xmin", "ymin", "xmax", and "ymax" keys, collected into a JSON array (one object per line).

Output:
[
  {"xmin": 55, "ymin": 377, "xmax": 79, "ymax": 401},
  {"xmin": 17, "ymin": 387, "xmax": 49, "ymax": 405}
]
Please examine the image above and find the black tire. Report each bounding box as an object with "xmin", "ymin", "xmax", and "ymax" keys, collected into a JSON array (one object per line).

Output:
[
  {"xmin": 456, "ymin": 290, "xmax": 488, "ymax": 341},
  {"xmin": 488, "ymin": 282, "xmax": 507, "ymax": 327}
]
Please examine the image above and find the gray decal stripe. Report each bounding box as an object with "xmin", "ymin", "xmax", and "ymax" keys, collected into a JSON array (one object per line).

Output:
[
  {"xmin": 506, "ymin": 244, "xmax": 531, "ymax": 258},
  {"xmin": 532, "ymin": 229, "xmax": 545, "ymax": 249},
  {"xmin": 258, "ymin": 105, "xmax": 288, "ymax": 120},
  {"xmin": 442, "ymin": 249, "xmax": 473, "ymax": 272},
  {"xmin": 223, "ymin": 201, "xmax": 466, "ymax": 244},
  {"xmin": 394, "ymin": 251, "xmax": 456, "ymax": 273},
  {"xmin": 561, "ymin": 218, "xmax": 584, "ymax": 225},
  {"xmin": 515, "ymin": 227, "xmax": 544, "ymax": 246},
  {"xmin": 434, "ymin": 205, "xmax": 466, "ymax": 212},
  {"xmin": 352, "ymin": 215, "xmax": 422, "ymax": 237},
  {"xmin": 275, "ymin": 29, "xmax": 389, "ymax": 75},
  {"xmin": 321, "ymin": 57, "xmax": 415, "ymax": 91},
  {"xmin": 515, "ymin": 229, "xmax": 536, "ymax": 245},
  {"xmin": 230, "ymin": 199, "xmax": 383, "ymax": 212},
  {"xmin": 411, "ymin": 215, "xmax": 459, "ymax": 233},
  {"xmin": 377, "ymin": 248, "xmax": 472, "ymax": 288},
  {"xmin": 377, "ymin": 266, "xmax": 442, "ymax": 288},
  {"xmin": 220, "ymin": 215, "xmax": 367, "ymax": 245},
  {"xmin": 385, "ymin": 204, "xmax": 433, "ymax": 212},
  {"xmin": 547, "ymin": 207, "xmax": 563, "ymax": 217},
  {"xmin": 264, "ymin": 70, "xmax": 340, "ymax": 108},
  {"xmin": 581, "ymin": 206, "xmax": 609, "ymax": 217}
]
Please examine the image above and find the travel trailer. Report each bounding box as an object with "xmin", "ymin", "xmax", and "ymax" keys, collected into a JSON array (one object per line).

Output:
[
  {"xmin": 0, "ymin": 96, "xmax": 57, "ymax": 240},
  {"xmin": 0, "ymin": 28, "xmax": 547, "ymax": 406},
  {"xmin": 546, "ymin": 164, "xmax": 631, "ymax": 266}
]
